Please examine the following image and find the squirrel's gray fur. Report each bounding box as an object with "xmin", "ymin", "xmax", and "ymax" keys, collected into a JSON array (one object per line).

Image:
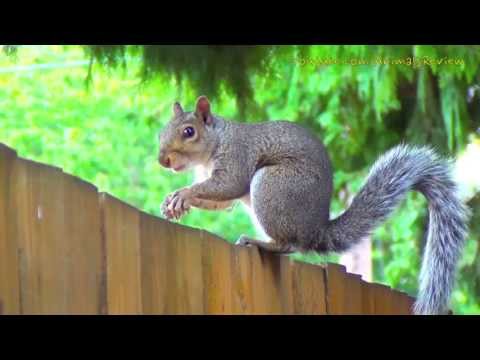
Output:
[{"xmin": 159, "ymin": 96, "xmax": 469, "ymax": 315}]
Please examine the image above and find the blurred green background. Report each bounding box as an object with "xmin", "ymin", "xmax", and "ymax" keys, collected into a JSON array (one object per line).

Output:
[{"xmin": 1, "ymin": 45, "xmax": 479, "ymax": 314}]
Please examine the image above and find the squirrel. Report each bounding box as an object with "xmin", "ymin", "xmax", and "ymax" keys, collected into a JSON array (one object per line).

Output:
[{"xmin": 158, "ymin": 95, "xmax": 469, "ymax": 315}]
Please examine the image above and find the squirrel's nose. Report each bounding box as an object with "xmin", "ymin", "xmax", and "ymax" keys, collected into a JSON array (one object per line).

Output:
[{"xmin": 158, "ymin": 152, "xmax": 171, "ymax": 168}]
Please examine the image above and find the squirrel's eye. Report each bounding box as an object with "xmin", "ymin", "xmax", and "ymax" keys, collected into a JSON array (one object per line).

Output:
[{"xmin": 183, "ymin": 126, "xmax": 195, "ymax": 138}]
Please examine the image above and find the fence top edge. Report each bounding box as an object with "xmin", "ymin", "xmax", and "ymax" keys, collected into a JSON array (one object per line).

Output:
[
  {"xmin": 63, "ymin": 171, "xmax": 99, "ymax": 192},
  {"xmin": 15, "ymin": 156, "xmax": 63, "ymax": 173},
  {"xmin": 99, "ymin": 192, "xmax": 143, "ymax": 213},
  {"xmin": 0, "ymin": 143, "xmax": 17, "ymax": 157}
]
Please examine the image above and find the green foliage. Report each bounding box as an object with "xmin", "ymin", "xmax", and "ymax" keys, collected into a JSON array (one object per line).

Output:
[
  {"xmin": 82, "ymin": 45, "xmax": 290, "ymax": 117},
  {"xmin": 1, "ymin": 45, "xmax": 479, "ymax": 314}
]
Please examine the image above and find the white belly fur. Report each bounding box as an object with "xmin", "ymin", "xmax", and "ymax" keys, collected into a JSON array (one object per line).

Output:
[
  {"xmin": 195, "ymin": 163, "xmax": 270, "ymax": 242},
  {"xmin": 240, "ymin": 194, "xmax": 270, "ymax": 242}
]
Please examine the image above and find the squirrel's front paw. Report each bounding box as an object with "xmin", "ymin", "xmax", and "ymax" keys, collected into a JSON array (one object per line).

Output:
[{"xmin": 161, "ymin": 189, "xmax": 192, "ymax": 220}]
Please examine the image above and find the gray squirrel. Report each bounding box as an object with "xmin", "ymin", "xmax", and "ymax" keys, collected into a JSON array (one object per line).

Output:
[{"xmin": 158, "ymin": 95, "xmax": 469, "ymax": 315}]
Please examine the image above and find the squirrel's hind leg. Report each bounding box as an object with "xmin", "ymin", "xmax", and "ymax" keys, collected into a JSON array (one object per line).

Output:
[{"xmin": 235, "ymin": 235, "xmax": 297, "ymax": 255}]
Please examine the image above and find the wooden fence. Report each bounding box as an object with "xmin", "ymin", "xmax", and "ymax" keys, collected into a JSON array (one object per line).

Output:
[{"xmin": 0, "ymin": 143, "xmax": 415, "ymax": 315}]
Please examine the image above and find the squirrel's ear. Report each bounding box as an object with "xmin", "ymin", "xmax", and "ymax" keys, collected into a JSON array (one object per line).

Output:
[
  {"xmin": 173, "ymin": 102, "xmax": 184, "ymax": 117},
  {"xmin": 195, "ymin": 95, "xmax": 213, "ymax": 125}
]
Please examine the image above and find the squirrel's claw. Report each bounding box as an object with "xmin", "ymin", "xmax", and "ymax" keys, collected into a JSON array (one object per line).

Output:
[
  {"xmin": 236, "ymin": 235, "xmax": 297, "ymax": 255},
  {"xmin": 162, "ymin": 189, "xmax": 192, "ymax": 221}
]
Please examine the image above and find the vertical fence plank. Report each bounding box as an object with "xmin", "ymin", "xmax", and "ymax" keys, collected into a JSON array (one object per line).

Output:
[
  {"xmin": 392, "ymin": 292, "xmax": 414, "ymax": 315},
  {"xmin": 157, "ymin": 218, "xmax": 179, "ymax": 314},
  {"xmin": 159, "ymin": 220, "xmax": 184, "ymax": 314},
  {"xmin": 372, "ymin": 283, "xmax": 395, "ymax": 314},
  {"xmin": 325, "ymin": 263, "xmax": 348, "ymax": 314},
  {"xmin": 142, "ymin": 213, "xmax": 205, "ymax": 314},
  {"xmin": 344, "ymin": 273, "xmax": 363, "ymax": 314},
  {"xmin": 291, "ymin": 261, "xmax": 327, "ymax": 314},
  {"xmin": 13, "ymin": 159, "xmax": 69, "ymax": 314},
  {"xmin": 201, "ymin": 232, "xmax": 233, "ymax": 314},
  {"xmin": 326, "ymin": 263, "xmax": 369, "ymax": 314},
  {"xmin": 9, "ymin": 156, "xmax": 29, "ymax": 314},
  {"xmin": 63, "ymin": 174, "xmax": 103, "ymax": 314},
  {"xmin": 249, "ymin": 248, "xmax": 295, "ymax": 314},
  {"xmin": 361, "ymin": 281, "xmax": 376, "ymax": 315},
  {"xmin": 0, "ymin": 145, "xmax": 20, "ymax": 314},
  {"xmin": 142, "ymin": 221, "xmax": 207, "ymax": 315},
  {"xmin": 230, "ymin": 245, "xmax": 255, "ymax": 314},
  {"xmin": 250, "ymin": 248, "xmax": 270, "ymax": 314},
  {"xmin": 140, "ymin": 213, "xmax": 170, "ymax": 314},
  {"xmin": 174, "ymin": 226, "xmax": 204, "ymax": 314},
  {"xmin": 258, "ymin": 251, "xmax": 284, "ymax": 314},
  {"xmin": 101, "ymin": 194, "xmax": 142, "ymax": 314},
  {"xmin": 278, "ymin": 256, "xmax": 295, "ymax": 314}
]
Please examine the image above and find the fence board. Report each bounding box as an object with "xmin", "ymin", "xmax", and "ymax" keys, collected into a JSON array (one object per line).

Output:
[
  {"xmin": 344, "ymin": 273, "xmax": 364, "ymax": 314},
  {"xmin": 249, "ymin": 247, "xmax": 270, "ymax": 314},
  {"xmin": 174, "ymin": 226, "xmax": 204, "ymax": 314},
  {"xmin": 101, "ymin": 194, "xmax": 142, "ymax": 314},
  {"xmin": 63, "ymin": 174, "xmax": 103, "ymax": 314},
  {"xmin": 257, "ymin": 251, "xmax": 284, "ymax": 314},
  {"xmin": 140, "ymin": 212, "xmax": 170, "ymax": 314},
  {"xmin": 372, "ymin": 283, "xmax": 395, "ymax": 314},
  {"xmin": 13, "ymin": 159, "xmax": 69, "ymax": 314},
  {"xmin": 278, "ymin": 257, "xmax": 295, "ymax": 314},
  {"xmin": 325, "ymin": 263, "xmax": 348, "ymax": 314},
  {"xmin": 156, "ymin": 220, "xmax": 185, "ymax": 314},
  {"xmin": 0, "ymin": 145, "xmax": 20, "ymax": 314},
  {"xmin": 230, "ymin": 245, "xmax": 255, "ymax": 314},
  {"xmin": 361, "ymin": 281, "xmax": 376, "ymax": 315},
  {"xmin": 291, "ymin": 261, "xmax": 327, "ymax": 314},
  {"xmin": 393, "ymin": 292, "xmax": 414, "ymax": 315},
  {"xmin": 201, "ymin": 232, "xmax": 233, "ymax": 314}
]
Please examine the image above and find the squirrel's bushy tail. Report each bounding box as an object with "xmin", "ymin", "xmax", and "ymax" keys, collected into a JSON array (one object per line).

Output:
[{"xmin": 322, "ymin": 144, "xmax": 469, "ymax": 315}]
